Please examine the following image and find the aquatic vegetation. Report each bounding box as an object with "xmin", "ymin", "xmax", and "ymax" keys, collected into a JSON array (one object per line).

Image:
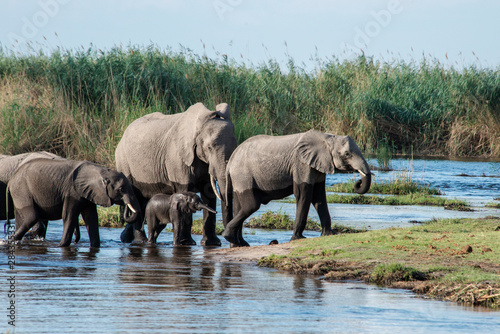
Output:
[
  {"xmin": 325, "ymin": 193, "xmax": 469, "ymax": 210},
  {"xmin": 245, "ymin": 210, "xmax": 322, "ymax": 231}
]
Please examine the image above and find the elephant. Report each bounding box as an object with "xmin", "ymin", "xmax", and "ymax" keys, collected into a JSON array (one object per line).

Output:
[
  {"xmin": 145, "ymin": 192, "xmax": 216, "ymax": 245},
  {"xmin": 1, "ymin": 152, "xmax": 65, "ymax": 238},
  {"xmin": 8, "ymin": 159, "xmax": 141, "ymax": 248},
  {"xmin": 115, "ymin": 102, "xmax": 238, "ymax": 246},
  {"xmin": 222, "ymin": 129, "xmax": 372, "ymax": 246}
]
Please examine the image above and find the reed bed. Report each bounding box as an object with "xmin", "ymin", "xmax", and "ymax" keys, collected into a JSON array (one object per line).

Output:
[{"xmin": 1, "ymin": 45, "xmax": 500, "ymax": 166}]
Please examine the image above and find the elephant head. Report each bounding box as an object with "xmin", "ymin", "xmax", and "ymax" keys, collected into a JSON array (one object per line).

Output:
[
  {"xmin": 171, "ymin": 192, "xmax": 217, "ymax": 214},
  {"xmin": 72, "ymin": 162, "xmax": 141, "ymax": 222},
  {"xmin": 296, "ymin": 130, "xmax": 371, "ymax": 194},
  {"xmin": 172, "ymin": 103, "xmax": 238, "ymax": 202}
]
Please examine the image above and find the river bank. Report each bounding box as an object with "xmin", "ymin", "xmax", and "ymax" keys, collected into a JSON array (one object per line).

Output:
[{"xmin": 208, "ymin": 216, "xmax": 500, "ymax": 310}]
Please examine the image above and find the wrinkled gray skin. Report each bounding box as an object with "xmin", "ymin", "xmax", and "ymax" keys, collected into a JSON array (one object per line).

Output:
[
  {"xmin": 115, "ymin": 102, "xmax": 237, "ymax": 246},
  {"xmin": 8, "ymin": 159, "xmax": 141, "ymax": 248},
  {"xmin": 1, "ymin": 152, "xmax": 65, "ymax": 239},
  {"xmin": 146, "ymin": 192, "xmax": 216, "ymax": 245},
  {"xmin": 223, "ymin": 130, "xmax": 372, "ymax": 246}
]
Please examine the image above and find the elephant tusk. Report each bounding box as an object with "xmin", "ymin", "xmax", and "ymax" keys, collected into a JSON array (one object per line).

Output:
[
  {"xmin": 127, "ymin": 203, "xmax": 137, "ymax": 214},
  {"xmin": 358, "ymin": 170, "xmax": 366, "ymax": 177},
  {"xmin": 210, "ymin": 174, "xmax": 223, "ymax": 201}
]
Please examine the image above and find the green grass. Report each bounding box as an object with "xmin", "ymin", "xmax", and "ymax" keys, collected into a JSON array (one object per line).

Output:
[
  {"xmin": 370, "ymin": 263, "xmax": 427, "ymax": 284},
  {"xmin": 325, "ymin": 193, "xmax": 470, "ymax": 210},
  {"xmin": 258, "ymin": 217, "xmax": 500, "ymax": 308},
  {"xmin": 328, "ymin": 164, "xmax": 442, "ymax": 196},
  {"xmin": 191, "ymin": 218, "xmax": 225, "ymax": 235},
  {"xmin": 2, "ymin": 46, "xmax": 500, "ymax": 166},
  {"xmin": 245, "ymin": 210, "xmax": 320, "ymax": 230},
  {"xmin": 485, "ymin": 201, "xmax": 500, "ymax": 209},
  {"xmin": 328, "ymin": 179, "xmax": 441, "ymax": 195},
  {"xmin": 245, "ymin": 210, "xmax": 365, "ymax": 233}
]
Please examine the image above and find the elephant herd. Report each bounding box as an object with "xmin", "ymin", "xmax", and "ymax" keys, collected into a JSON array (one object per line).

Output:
[{"xmin": 2, "ymin": 102, "xmax": 372, "ymax": 248}]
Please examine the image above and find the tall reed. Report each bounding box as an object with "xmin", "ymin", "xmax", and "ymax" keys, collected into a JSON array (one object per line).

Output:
[{"xmin": 1, "ymin": 46, "xmax": 499, "ymax": 166}]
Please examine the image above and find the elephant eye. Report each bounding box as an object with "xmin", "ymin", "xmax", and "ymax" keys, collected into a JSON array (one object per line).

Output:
[{"xmin": 344, "ymin": 152, "xmax": 351, "ymax": 159}]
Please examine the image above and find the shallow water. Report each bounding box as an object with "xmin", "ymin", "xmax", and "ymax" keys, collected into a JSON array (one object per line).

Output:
[
  {"xmin": 4, "ymin": 228, "xmax": 500, "ymax": 334},
  {"xmin": 2, "ymin": 158, "xmax": 500, "ymax": 333}
]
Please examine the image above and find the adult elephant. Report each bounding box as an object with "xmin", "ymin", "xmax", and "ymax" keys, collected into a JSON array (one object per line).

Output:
[
  {"xmin": 8, "ymin": 159, "xmax": 141, "ymax": 247},
  {"xmin": 115, "ymin": 102, "xmax": 238, "ymax": 246},
  {"xmin": 223, "ymin": 130, "xmax": 371, "ymax": 246},
  {"xmin": 1, "ymin": 152, "xmax": 64, "ymax": 238}
]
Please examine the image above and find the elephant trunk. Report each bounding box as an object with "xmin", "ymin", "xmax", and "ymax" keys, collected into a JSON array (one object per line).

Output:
[
  {"xmin": 198, "ymin": 203, "xmax": 217, "ymax": 214},
  {"xmin": 353, "ymin": 170, "xmax": 371, "ymax": 195},
  {"xmin": 122, "ymin": 194, "xmax": 141, "ymax": 223}
]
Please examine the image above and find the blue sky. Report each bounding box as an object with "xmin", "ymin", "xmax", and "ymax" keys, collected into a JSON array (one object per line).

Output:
[{"xmin": 1, "ymin": 0, "xmax": 499, "ymax": 70}]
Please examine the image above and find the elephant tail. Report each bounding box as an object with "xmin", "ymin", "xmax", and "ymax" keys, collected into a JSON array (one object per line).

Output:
[
  {"xmin": 4, "ymin": 185, "xmax": 12, "ymax": 234},
  {"xmin": 225, "ymin": 168, "xmax": 233, "ymax": 209}
]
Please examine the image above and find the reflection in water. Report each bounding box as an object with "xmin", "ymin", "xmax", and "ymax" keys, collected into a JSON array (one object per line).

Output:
[{"xmin": 2, "ymin": 236, "xmax": 500, "ymax": 333}]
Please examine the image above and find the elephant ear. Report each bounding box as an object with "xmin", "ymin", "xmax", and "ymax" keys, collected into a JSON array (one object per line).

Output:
[
  {"xmin": 295, "ymin": 130, "xmax": 336, "ymax": 174},
  {"xmin": 168, "ymin": 103, "xmax": 214, "ymax": 166},
  {"xmin": 72, "ymin": 162, "xmax": 113, "ymax": 207},
  {"xmin": 215, "ymin": 103, "xmax": 230, "ymax": 120},
  {"xmin": 172, "ymin": 194, "xmax": 191, "ymax": 214}
]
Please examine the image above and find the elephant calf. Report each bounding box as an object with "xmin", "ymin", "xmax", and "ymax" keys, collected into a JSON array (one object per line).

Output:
[
  {"xmin": 146, "ymin": 192, "xmax": 216, "ymax": 245},
  {"xmin": 8, "ymin": 159, "xmax": 141, "ymax": 247}
]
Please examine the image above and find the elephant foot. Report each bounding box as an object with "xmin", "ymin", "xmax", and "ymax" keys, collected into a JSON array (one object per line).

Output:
[
  {"xmin": 201, "ymin": 235, "xmax": 222, "ymax": 247},
  {"xmin": 120, "ymin": 224, "xmax": 135, "ymax": 243},
  {"xmin": 134, "ymin": 229, "xmax": 148, "ymax": 243},
  {"xmin": 24, "ymin": 232, "xmax": 44, "ymax": 241},
  {"xmin": 321, "ymin": 228, "xmax": 334, "ymax": 236},
  {"xmin": 238, "ymin": 238, "xmax": 250, "ymax": 247},
  {"xmin": 230, "ymin": 242, "xmax": 250, "ymax": 248},
  {"xmin": 221, "ymin": 230, "xmax": 239, "ymax": 245},
  {"xmin": 25, "ymin": 222, "xmax": 47, "ymax": 240},
  {"xmin": 175, "ymin": 238, "xmax": 197, "ymax": 246},
  {"xmin": 290, "ymin": 234, "xmax": 306, "ymax": 241}
]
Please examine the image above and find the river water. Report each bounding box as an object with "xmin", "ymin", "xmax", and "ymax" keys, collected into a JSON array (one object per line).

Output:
[{"xmin": 2, "ymin": 158, "xmax": 500, "ymax": 333}]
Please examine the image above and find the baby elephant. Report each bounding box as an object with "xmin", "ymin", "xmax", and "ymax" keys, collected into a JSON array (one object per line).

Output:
[{"xmin": 146, "ymin": 192, "xmax": 216, "ymax": 245}]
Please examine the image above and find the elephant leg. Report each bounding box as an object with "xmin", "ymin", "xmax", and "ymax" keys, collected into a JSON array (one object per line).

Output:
[
  {"xmin": 120, "ymin": 203, "xmax": 147, "ymax": 243},
  {"xmin": 200, "ymin": 192, "xmax": 221, "ymax": 246},
  {"xmin": 222, "ymin": 194, "xmax": 233, "ymax": 228},
  {"xmin": 133, "ymin": 215, "xmax": 148, "ymax": 243},
  {"xmin": 120, "ymin": 222, "xmax": 135, "ymax": 243},
  {"xmin": 24, "ymin": 220, "xmax": 48, "ymax": 240},
  {"xmin": 153, "ymin": 224, "xmax": 166, "ymax": 244},
  {"xmin": 291, "ymin": 183, "xmax": 314, "ymax": 241},
  {"xmin": 175, "ymin": 214, "xmax": 196, "ymax": 246},
  {"xmin": 59, "ymin": 215, "xmax": 78, "ymax": 247},
  {"xmin": 81, "ymin": 206, "xmax": 100, "ymax": 248},
  {"xmin": 222, "ymin": 192, "xmax": 258, "ymax": 247},
  {"xmin": 312, "ymin": 181, "xmax": 333, "ymax": 236},
  {"xmin": 146, "ymin": 215, "xmax": 159, "ymax": 244},
  {"xmin": 225, "ymin": 196, "xmax": 248, "ymax": 247},
  {"xmin": 74, "ymin": 224, "xmax": 81, "ymax": 243},
  {"xmin": 12, "ymin": 208, "xmax": 39, "ymax": 241}
]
